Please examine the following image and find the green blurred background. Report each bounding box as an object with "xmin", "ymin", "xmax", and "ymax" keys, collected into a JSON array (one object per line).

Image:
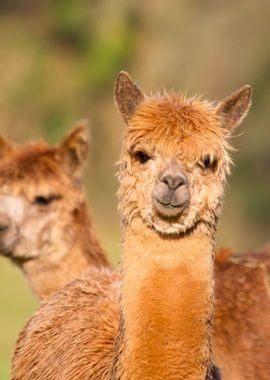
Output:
[{"xmin": 0, "ymin": 0, "xmax": 269, "ymax": 377}]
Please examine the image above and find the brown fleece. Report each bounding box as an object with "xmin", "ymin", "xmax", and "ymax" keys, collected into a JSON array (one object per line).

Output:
[{"xmin": 214, "ymin": 246, "xmax": 270, "ymax": 379}]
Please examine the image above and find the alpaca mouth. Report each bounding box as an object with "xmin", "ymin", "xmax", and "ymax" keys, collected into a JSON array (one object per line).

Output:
[
  {"xmin": 156, "ymin": 198, "xmax": 183, "ymax": 208},
  {"xmin": 153, "ymin": 197, "xmax": 189, "ymax": 218},
  {"xmin": 0, "ymin": 240, "xmax": 17, "ymax": 257},
  {"xmin": 0, "ymin": 226, "xmax": 19, "ymax": 257}
]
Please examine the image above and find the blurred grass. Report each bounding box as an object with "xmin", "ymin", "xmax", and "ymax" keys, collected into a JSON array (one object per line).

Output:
[
  {"xmin": 0, "ymin": 0, "xmax": 269, "ymax": 377},
  {"xmin": 0, "ymin": 260, "xmax": 36, "ymax": 378}
]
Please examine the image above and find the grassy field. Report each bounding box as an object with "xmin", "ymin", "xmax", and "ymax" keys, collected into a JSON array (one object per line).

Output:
[{"xmin": 0, "ymin": 260, "xmax": 36, "ymax": 379}]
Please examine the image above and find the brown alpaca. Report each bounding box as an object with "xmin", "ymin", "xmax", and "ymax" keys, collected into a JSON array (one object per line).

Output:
[
  {"xmin": 11, "ymin": 72, "xmax": 251, "ymax": 379},
  {"xmin": 214, "ymin": 245, "xmax": 270, "ymax": 380},
  {"xmin": 0, "ymin": 122, "xmax": 109, "ymax": 298}
]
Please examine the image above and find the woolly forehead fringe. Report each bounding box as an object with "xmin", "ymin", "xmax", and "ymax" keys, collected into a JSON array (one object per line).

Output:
[{"xmin": 120, "ymin": 94, "xmax": 232, "ymax": 169}]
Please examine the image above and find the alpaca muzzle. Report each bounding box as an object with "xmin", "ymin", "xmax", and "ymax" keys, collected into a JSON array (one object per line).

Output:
[
  {"xmin": 0, "ymin": 213, "xmax": 19, "ymax": 256},
  {"xmin": 152, "ymin": 162, "xmax": 190, "ymax": 217},
  {"xmin": 0, "ymin": 196, "xmax": 24, "ymax": 256}
]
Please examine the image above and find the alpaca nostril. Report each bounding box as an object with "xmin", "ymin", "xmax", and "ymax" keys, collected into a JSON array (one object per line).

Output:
[{"xmin": 161, "ymin": 174, "xmax": 186, "ymax": 190}]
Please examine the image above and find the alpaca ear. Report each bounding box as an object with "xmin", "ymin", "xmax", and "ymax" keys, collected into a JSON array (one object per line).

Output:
[
  {"xmin": 216, "ymin": 85, "xmax": 252, "ymax": 133},
  {"xmin": 59, "ymin": 120, "xmax": 90, "ymax": 181},
  {"xmin": 114, "ymin": 71, "xmax": 145, "ymax": 123},
  {"xmin": 0, "ymin": 136, "xmax": 13, "ymax": 159}
]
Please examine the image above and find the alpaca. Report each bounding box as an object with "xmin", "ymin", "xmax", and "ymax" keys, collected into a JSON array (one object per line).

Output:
[
  {"xmin": 0, "ymin": 121, "xmax": 109, "ymax": 298},
  {"xmin": 214, "ymin": 245, "xmax": 270, "ymax": 380},
  {"xmin": 11, "ymin": 72, "xmax": 251, "ymax": 379}
]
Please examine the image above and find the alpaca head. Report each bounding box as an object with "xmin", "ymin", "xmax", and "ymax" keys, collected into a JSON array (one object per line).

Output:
[
  {"xmin": 0, "ymin": 121, "xmax": 89, "ymax": 262},
  {"xmin": 115, "ymin": 72, "xmax": 251, "ymax": 235}
]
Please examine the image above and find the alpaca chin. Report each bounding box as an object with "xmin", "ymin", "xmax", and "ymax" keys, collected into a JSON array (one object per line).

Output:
[{"xmin": 144, "ymin": 206, "xmax": 199, "ymax": 236}]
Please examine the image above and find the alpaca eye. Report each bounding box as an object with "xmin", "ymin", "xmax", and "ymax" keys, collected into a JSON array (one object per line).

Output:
[
  {"xmin": 199, "ymin": 155, "xmax": 217, "ymax": 170},
  {"xmin": 34, "ymin": 195, "xmax": 61, "ymax": 206},
  {"xmin": 203, "ymin": 155, "xmax": 211, "ymax": 169},
  {"xmin": 134, "ymin": 151, "xmax": 151, "ymax": 164}
]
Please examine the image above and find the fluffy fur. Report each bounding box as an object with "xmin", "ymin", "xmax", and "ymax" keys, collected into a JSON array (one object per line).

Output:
[
  {"xmin": 11, "ymin": 72, "xmax": 251, "ymax": 379},
  {"xmin": 214, "ymin": 246, "xmax": 270, "ymax": 379}
]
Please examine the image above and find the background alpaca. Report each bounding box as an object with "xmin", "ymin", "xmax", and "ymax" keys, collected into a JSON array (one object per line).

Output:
[
  {"xmin": 11, "ymin": 72, "xmax": 251, "ymax": 379},
  {"xmin": 0, "ymin": 122, "xmax": 109, "ymax": 298}
]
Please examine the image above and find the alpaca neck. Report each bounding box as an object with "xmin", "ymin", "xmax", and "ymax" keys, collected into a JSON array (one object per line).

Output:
[
  {"xmin": 21, "ymin": 244, "xmax": 89, "ymax": 299},
  {"xmin": 21, "ymin": 203, "xmax": 109, "ymax": 299},
  {"xmin": 114, "ymin": 222, "xmax": 215, "ymax": 380}
]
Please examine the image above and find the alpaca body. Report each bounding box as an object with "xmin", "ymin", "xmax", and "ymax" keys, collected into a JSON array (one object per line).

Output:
[
  {"xmin": 11, "ymin": 231, "xmax": 216, "ymax": 380},
  {"xmin": 11, "ymin": 246, "xmax": 270, "ymax": 379},
  {"xmin": 12, "ymin": 72, "xmax": 251, "ymax": 378},
  {"xmin": 214, "ymin": 247, "xmax": 270, "ymax": 379},
  {"xmin": 12, "ymin": 268, "xmax": 120, "ymax": 379}
]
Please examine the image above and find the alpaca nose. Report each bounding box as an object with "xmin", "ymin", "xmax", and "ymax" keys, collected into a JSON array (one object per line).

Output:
[
  {"xmin": 0, "ymin": 212, "xmax": 19, "ymax": 256},
  {"xmin": 160, "ymin": 173, "xmax": 187, "ymax": 190}
]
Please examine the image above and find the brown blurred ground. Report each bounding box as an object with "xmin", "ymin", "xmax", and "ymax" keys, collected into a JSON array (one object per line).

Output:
[{"xmin": 0, "ymin": 1, "xmax": 269, "ymax": 377}]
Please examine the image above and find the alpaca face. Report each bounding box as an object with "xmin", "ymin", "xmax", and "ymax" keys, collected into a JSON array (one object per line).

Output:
[
  {"xmin": 0, "ymin": 193, "xmax": 64, "ymax": 260},
  {"xmin": 119, "ymin": 105, "xmax": 228, "ymax": 235},
  {"xmin": 115, "ymin": 72, "xmax": 251, "ymax": 236},
  {"xmin": 0, "ymin": 123, "xmax": 89, "ymax": 261}
]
